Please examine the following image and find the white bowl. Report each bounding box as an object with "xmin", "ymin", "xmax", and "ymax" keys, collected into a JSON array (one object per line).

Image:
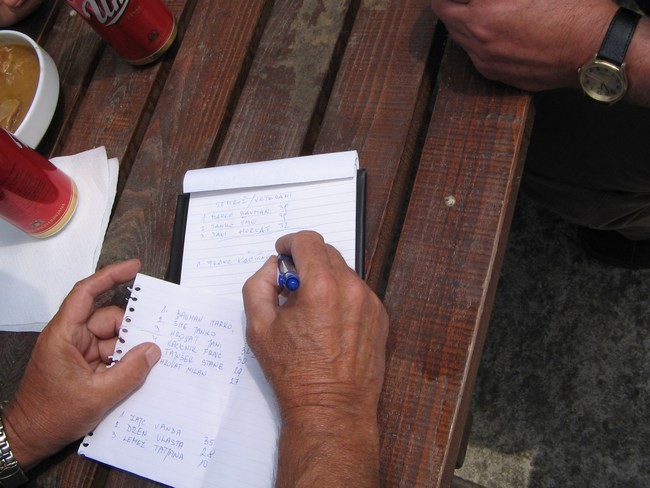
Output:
[{"xmin": 0, "ymin": 30, "xmax": 59, "ymax": 148}]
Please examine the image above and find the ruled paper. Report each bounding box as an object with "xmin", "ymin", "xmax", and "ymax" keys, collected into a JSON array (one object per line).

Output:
[
  {"xmin": 78, "ymin": 274, "xmax": 279, "ymax": 488},
  {"xmin": 180, "ymin": 151, "xmax": 359, "ymax": 297}
]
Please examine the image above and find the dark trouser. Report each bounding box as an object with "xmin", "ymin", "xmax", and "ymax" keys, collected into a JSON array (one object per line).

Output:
[{"xmin": 522, "ymin": 90, "xmax": 650, "ymax": 240}]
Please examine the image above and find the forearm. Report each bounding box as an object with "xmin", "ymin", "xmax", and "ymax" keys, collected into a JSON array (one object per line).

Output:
[{"xmin": 276, "ymin": 408, "xmax": 380, "ymax": 488}]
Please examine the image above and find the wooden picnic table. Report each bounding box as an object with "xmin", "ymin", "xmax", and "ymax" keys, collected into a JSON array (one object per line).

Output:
[{"xmin": 0, "ymin": 0, "xmax": 533, "ymax": 486}]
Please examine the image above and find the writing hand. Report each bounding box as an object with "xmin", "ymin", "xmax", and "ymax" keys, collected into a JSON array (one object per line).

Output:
[
  {"xmin": 2, "ymin": 260, "xmax": 161, "ymax": 470},
  {"xmin": 243, "ymin": 231, "xmax": 388, "ymax": 487}
]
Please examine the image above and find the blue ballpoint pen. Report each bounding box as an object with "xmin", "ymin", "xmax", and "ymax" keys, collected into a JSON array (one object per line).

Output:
[{"xmin": 277, "ymin": 254, "xmax": 300, "ymax": 291}]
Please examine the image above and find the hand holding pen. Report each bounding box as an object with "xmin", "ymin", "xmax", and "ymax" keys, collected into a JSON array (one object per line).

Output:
[
  {"xmin": 277, "ymin": 254, "xmax": 300, "ymax": 292},
  {"xmin": 242, "ymin": 231, "xmax": 389, "ymax": 487}
]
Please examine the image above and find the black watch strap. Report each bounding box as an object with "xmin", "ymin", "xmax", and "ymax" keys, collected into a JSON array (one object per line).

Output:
[{"xmin": 598, "ymin": 7, "xmax": 641, "ymax": 65}]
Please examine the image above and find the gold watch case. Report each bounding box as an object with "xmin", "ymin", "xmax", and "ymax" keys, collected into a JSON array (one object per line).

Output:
[{"xmin": 578, "ymin": 55, "xmax": 628, "ymax": 104}]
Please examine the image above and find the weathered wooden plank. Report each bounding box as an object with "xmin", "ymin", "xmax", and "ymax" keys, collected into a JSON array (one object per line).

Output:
[
  {"xmin": 0, "ymin": 334, "xmax": 35, "ymax": 399},
  {"xmin": 59, "ymin": 0, "xmax": 192, "ymax": 192},
  {"xmin": 97, "ymin": 0, "xmax": 268, "ymax": 278},
  {"xmin": 378, "ymin": 42, "xmax": 533, "ymax": 487},
  {"xmin": 313, "ymin": 0, "xmax": 438, "ymax": 290},
  {"xmin": 216, "ymin": 0, "xmax": 354, "ymax": 165},
  {"xmin": 35, "ymin": 3, "xmax": 104, "ymax": 157}
]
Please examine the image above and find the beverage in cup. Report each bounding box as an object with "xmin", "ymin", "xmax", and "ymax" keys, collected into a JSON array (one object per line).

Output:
[{"xmin": 0, "ymin": 128, "xmax": 77, "ymax": 237}]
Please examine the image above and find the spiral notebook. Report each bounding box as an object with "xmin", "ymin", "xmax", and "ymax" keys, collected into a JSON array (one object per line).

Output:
[
  {"xmin": 78, "ymin": 274, "xmax": 278, "ymax": 488},
  {"xmin": 78, "ymin": 151, "xmax": 365, "ymax": 487}
]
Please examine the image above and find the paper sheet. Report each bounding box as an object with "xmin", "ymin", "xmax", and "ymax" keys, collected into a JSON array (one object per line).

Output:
[
  {"xmin": 0, "ymin": 147, "xmax": 118, "ymax": 331},
  {"xmin": 180, "ymin": 151, "xmax": 359, "ymax": 297},
  {"xmin": 78, "ymin": 274, "xmax": 279, "ymax": 488}
]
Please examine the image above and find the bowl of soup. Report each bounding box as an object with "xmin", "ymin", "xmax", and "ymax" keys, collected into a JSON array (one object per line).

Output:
[{"xmin": 0, "ymin": 31, "xmax": 59, "ymax": 148}]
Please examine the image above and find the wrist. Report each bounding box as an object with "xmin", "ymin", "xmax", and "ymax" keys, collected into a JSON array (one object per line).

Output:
[
  {"xmin": 1, "ymin": 400, "xmax": 45, "ymax": 471},
  {"xmin": 278, "ymin": 404, "xmax": 380, "ymax": 487},
  {"xmin": 564, "ymin": 2, "xmax": 618, "ymax": 88},
  {"xmin": 0, "ymin": 403, "xmax": 29, "ymax": 487},
  {"xmin": 283, "ymin": 403, "xmax": 380, "ymax": 436}
]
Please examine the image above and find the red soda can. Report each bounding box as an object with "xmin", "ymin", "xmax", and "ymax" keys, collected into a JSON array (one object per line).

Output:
[
  {"xmin": 67, "ymin": 0, "xmax": 177, "ymax": 65},
  {"xmin": 0, "ymin": 129, "xmax": 78, "ymax": 238}
]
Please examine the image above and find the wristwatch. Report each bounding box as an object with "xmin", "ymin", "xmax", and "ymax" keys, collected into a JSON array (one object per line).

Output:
[
  {"xmin": 0, "ymin": 403, "xmax": 28, "ymax": 488},
  {"xmin": 578, "ymin": 7, "xmax": 641, "ymax": 104}
]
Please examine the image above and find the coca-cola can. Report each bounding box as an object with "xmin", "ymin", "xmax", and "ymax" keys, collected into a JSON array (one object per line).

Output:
[
  {"xmin": 0, "ymin": 128, "xmax": 78, "ymax": 238},
  {"xmin": 67, "ymin": 0, "xmax": 177, "ymax": 65}
]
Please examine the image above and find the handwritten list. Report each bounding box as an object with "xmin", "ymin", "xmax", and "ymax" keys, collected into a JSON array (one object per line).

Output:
[
  {"xmin": 180, "ymin": 151, "xmax": 360, "ymax": 296},
  {"xmin": 78, "ymin": 274, "xmax": 279, "ymax": 488}
]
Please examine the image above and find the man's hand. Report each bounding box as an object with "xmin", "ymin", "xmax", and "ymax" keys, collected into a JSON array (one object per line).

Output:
[
  {"xmin": 243, "ymin": 231, "xmax": 389, "ymax": 487},
  {"xmin": 0, "ymin": 0, "xmax": 43, "ymax": 27},
  {"xmin": 2, "ymin": 260, "xmax": 161, "ymax": 470},
  {"xmin": 430, "ymin": 0, "xmax": 617, "ymax": 92}
]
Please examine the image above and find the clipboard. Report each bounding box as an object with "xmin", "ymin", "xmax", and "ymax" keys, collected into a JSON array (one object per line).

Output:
[{"xmin": 165, "ymin": 152, "xmax": 366, "ymax": 287}]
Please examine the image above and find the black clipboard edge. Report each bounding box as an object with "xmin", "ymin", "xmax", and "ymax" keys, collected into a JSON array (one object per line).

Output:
[
  {"xmin": 356, "ymin": 168, "xmax": 367, "ymax": 279},
  {"xmin": 165, "ymin": 193, "xmax": 189, "ymax": 284}
]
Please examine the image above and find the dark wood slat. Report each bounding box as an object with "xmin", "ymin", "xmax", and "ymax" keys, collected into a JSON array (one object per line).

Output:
[
  {"xmin": 97, "ymin": 0, "xmax": 268, "ymax": 279},
  {"xmin": 0, "ymin": 334, "xmax": 35, "ymax": 400},
  {"xmin": 313, "ymin": 0, "xmax": 438, "ymax": 290},
  {"xmin": 378, "ymin": 42, "xmax": 533, "ymax": 487},
  {"xmin": 216, "ymin": 0, "xmax": 354, "ymax": 165},
  {"xmin": 35, "ymin": 4, "xmax": 105, "ymax": 157},
  {"xmin": 59, "ymin": 0, "xmax": 192, "ymax": 191}
]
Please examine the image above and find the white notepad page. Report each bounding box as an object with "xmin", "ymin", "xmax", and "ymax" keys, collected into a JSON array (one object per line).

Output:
[
  {"xmin": 180, "ymin": 151, "xmax": 359, "ymax": 298},
  {"xmin": 78, "ymin": 274, "xmax": 279, "ymax": 488}
]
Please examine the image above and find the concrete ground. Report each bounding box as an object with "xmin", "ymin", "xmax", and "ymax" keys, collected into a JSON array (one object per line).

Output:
[{"xmin": 455, "ymin": 191, "xmax": 650, "ymax": 487}]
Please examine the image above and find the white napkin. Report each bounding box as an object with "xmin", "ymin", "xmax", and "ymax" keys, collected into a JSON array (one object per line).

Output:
[{"xmin": 0, "ymin": 147, "xmax": 118, "ymax": 332}]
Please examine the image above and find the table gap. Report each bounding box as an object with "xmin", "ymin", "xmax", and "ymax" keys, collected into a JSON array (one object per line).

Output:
[
  {"xmin": 206, "ymin": 0, "xmax": 278, "ymax": 168},
  {"xmin": 301, "ymin": 0, "xmax": 361, "ymax": 156}
]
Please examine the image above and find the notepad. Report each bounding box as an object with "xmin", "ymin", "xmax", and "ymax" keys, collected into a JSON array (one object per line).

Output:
[
  {"xmin": 168, "ymin": 150, "xmax": 365, "ymax": 291},
  {"xmin": 78, "ymin": 151, "xmax": 365, "ymax": 487},
  {"xmin": 78, "ymin": 274, "xmax": 278, "ymax": 488}
]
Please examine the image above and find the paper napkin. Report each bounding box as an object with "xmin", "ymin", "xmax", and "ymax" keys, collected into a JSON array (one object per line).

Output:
[{"xmin": 0, "ymin": 147, "xmax": 119, "ymax": 332}]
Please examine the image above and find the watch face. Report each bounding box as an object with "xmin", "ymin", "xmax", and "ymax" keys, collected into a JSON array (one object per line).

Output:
[{"xmin": 579, "ymin": 58, "xmax": 627, "ymax": 103}]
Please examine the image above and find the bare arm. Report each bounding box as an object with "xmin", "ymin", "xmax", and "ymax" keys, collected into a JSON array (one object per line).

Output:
[
  {"xmin": 243, "ymin": 231, "xmax": 389, "ymax": 487},
  {"xmin": 430, "ymin": 0, "xmax": 650, "ymax": 107}
]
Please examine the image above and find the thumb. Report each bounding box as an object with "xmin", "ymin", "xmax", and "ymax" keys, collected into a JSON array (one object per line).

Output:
[
  {"xmin": 243, "ymin": 257, "xmax": 280, "ymax": 342},
  {"xmin": 95, "ymin": 343, "xmax": 161, "ymax": 405}
]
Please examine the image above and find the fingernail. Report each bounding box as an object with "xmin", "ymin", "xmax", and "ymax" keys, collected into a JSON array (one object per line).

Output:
[{"xmin": 145, "ymin": 344, "xmax": 161, "ymax": 367}]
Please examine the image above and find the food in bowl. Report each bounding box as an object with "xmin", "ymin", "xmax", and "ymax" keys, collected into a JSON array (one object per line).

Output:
[
  {"xmin": 0, "ymin": 43, "xmax": 40, "ymax": 132},
  {"xmin": 0, "ymin": 31, "xmax": 59, "ymax": 148}
]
